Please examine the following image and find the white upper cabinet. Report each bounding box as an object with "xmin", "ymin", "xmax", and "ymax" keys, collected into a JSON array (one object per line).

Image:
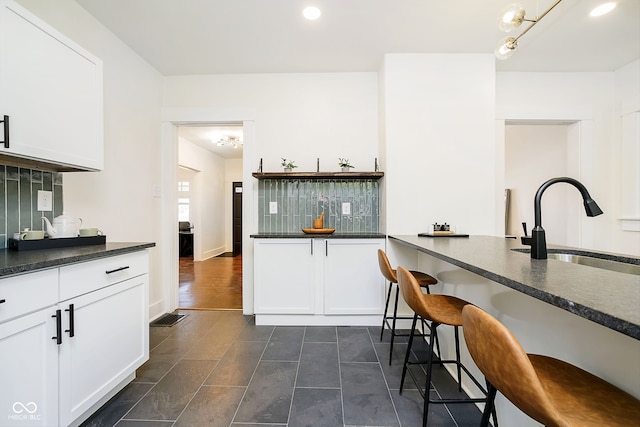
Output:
[{"xmin": 0, "ymin": 0, "xmax": 103, "ymax": 171}]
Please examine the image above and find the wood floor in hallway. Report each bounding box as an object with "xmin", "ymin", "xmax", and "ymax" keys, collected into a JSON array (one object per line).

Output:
[{"xmin": 179, "ymin": 254, "xmax": 242, "ymax": 310}]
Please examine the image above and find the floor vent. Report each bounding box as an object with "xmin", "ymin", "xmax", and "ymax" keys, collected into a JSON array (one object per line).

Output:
[{"xmin": 150, "ymin": 313, "xmax": 186, "ymax": 327}]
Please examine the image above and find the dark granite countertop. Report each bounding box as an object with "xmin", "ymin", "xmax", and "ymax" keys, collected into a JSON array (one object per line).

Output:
[
  {"xmin": 251, "ymin": 232, "xmax": 386, "ymax": 239},
  {"xmin": 0, "ymin": 242, "xmax": 156, "ymax": 278},
  {"xmin": 389, "ymin": 235, "xmax": 640, "ymax": 340}
]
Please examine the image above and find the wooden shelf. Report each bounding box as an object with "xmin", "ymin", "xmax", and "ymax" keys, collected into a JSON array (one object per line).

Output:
[{"xmin": 252, "ymin": 171, "xmax": 384, "ymax": 180}]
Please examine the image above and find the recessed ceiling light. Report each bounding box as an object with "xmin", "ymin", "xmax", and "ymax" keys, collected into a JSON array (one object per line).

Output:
[
  {"xmin": 303, "ymin": 6, "xmax": 321, "ymax": 20},
  {"xmin": 590, "ymin": 2, "xmax": 616, "ymax": 17}
]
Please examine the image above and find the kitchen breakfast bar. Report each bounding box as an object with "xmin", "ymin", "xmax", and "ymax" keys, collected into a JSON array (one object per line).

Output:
[{"xmin": 388, "ymin": 235, "xmax": 640, "ymax": 426}]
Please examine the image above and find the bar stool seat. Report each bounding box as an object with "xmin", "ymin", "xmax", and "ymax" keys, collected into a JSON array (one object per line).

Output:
[
  {"xmin": 396, "ymin": 266, "xmax": 495, "ymax": 427},
  {"xmin": 461, "ymin": 304, "xmax": 640, "ymax": 427},
  {"xmin": 378, "ymin": 249, "xmax": 438, "ymax": 364}
]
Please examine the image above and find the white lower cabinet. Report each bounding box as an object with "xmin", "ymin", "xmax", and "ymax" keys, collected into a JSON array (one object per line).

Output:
[
  {"xmin": 0, "ymin": 306, "xmax": 59, "ymax": 426},
  {"xmin": 58, "ymin": 274, "xmax": 148, "ymax": 426},
  {"xmin": 254, "ymin": 238, "xmax": 385, "ymax": 324},
  {"xmin": 254, "ymin": 239, "xmax": 315, "ymax": 314},
  {"xmin": 0, "ymin": 250, "xmax": 149, "ymax": 427},
  {"xmin": 323, "ymin": 239, "xmax": 385, "ymax": 314},
  {"xmin": 0, "ymin": 269, "xmax": 58, "ymax": 426}
]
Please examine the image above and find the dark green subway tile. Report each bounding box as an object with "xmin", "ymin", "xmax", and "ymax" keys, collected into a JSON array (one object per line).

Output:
[
  {"xmin": 0, "ymin": 167, "xmax": 5, "ymax": 239},
  {"xmin": 257, "ymin": 177, "xmax": 379, "ymax": 233},
  {"xmin": 0, "ymin": 164, "xmax": 64, "ymax": 248},
  {"xmin": 19, "ymin": 169, "xmax": 32, "ymax": 230},
  {"xmin": 53, "ymin": 184, "xmax": 63, "ymax": 217},
  {"xmin": 6, "ymin": 178, "xmax": 19, "ymax": 237}
]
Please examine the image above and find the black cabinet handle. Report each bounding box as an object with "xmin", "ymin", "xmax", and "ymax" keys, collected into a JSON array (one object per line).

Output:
[
  {"xmin": 1, "ymin": 115, "xmax": 9, "ymax": 148},
  {"xmin": 325, "ymin": 240, "xmax": 328, "ymax": 257},
  {"xmin": 310, "ymin": 239, "xmax": 313, "ymax": 255},
  {"xmin": 65, "ymin": 304, "xmax": 74, "ymax": 337},
  {"xmin": 0, "ymin": 299, "xmax": 6, "ymax": 304},
  {"xmin": 52, "ymin": 309, "xmax": 62, "ymax": 345},
  {"xmin": 105, "ymin": 266, "xmax": 130, "ymax": 274}
]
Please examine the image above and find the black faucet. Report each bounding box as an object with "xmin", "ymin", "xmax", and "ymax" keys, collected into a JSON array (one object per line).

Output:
[{"xmin": 524, "ymin": 177, "xmax": 603, "ymax": 259}]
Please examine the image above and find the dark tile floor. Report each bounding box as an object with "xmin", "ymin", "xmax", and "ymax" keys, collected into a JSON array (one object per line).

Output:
[{"xmin": 81, "ymin": 310, "xmax": 483, "ymax": 427}]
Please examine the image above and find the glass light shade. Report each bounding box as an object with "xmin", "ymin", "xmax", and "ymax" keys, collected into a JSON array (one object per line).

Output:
[
  {"xmin": 495, "ymin": 37, "xmax": 518, "ymax": 60},
  {"xmin": 498, "ymin": 3, "xmax": 526, "ymax": 32}
]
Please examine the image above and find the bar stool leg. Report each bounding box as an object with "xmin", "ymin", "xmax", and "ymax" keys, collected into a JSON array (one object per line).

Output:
[
  {"xmin": 399, "ymin": 313, "xmax": 418, "ymax": 393},
  {"xmin": 480, "ymin": 383, "xmax": 497, "ymax": 427},
  {"xmin": 421, "ymin": 317, "xmax": 442, "ymax": 360},
  {"xmin": 454, "ymin": 326, "xmax": 462, "ymax": 391},
  {"xmin": 380, "ymin": 280, "xmax": 393, "ymax": 341},
  {"xmin": 422, "ymin": 320, "xmax": 440, "ymax": 427},
  {"xmin": 388, "ymin": 284, "xmax": 403, "ymax": 364}
]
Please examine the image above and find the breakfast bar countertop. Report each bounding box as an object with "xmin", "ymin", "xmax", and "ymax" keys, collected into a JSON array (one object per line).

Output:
[
  {"xmin": 0, "ymin": 242, "xmax": 156, "ymax": 278},
  {"xmin": 389, "ymin": 235, "xmax": 640, "ymax": 340}
]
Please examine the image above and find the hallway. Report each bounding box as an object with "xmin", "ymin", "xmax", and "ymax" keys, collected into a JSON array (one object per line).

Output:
[{"xmin": 179, "ymin": 254, "xmax": 242, "ymax": 310}]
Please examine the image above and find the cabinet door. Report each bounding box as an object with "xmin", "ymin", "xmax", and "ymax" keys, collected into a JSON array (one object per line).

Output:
[
  {"xmin": 58, "ymin": 275, "xmax": 149, "ymax": 426},
  {"xmin": 254, "ymin": 239, "xmax": 315, "ymax": 314},
  {"xmin": 0, "ymin": 0, "xmax": 103, "ymax": 170},
  {"xmin": 324, "ymin": 239, "xmax": 385, "ymax": 314},
  {"xmin": 0, "ymin": 307, "xmax": 58, "ymax": 426}
]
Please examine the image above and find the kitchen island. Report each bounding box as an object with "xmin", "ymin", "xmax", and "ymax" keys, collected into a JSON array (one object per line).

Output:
[
  {"xmin": 389, "ymin": 235, "xmax": 639, "ymax": 339},
  {"xmin": 388, "ymin": 235, "xmax": 639, "ymax": 426}
]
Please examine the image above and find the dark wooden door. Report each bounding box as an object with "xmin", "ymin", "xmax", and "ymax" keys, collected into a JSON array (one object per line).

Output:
[{"xmin": 232, "ymin": 182, "xmax": 242, "ymax": 254}]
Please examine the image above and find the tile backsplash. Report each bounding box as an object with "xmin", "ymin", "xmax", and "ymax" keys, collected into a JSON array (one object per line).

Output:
[
  {"xmin": 258, "ymin": 179, "xmax": 379, "ymax": 233},
  {"xmin": 0, "ymin": 165, "xmax": 63, "ymax": 248}
]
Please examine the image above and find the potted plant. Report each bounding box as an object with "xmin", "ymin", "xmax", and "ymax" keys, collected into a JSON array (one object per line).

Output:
[
  {"xmin": 281, "ymin": 158, "xmax": 297, "ymax": 172},
  {"xmin": 338, "ymin": 158, "xmax": 354, "ymax": 172}
]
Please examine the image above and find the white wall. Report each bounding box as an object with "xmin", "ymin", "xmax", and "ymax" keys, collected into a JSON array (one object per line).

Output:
[
  {"xmin": 380, "ymin": 54, "xmax": 497, "ymax": 236},
  {"xmin": 616, "ymin": 60, "xmax": 640, "ymax": 249},
  {"xmin": 505, "ymin": 125, "xmax": 570, "ymax": 242},
  {"xmin": 16, "ymin": 0, "xmax": 166, "ymax": 317},
  {"xmin": 163, "ymin": 73, "xmax": 379, "ymax": 172},
  {"xmin": 163, "ymin": 73, "xmax": 380, "ymax": 310},
  {"xmin": 178, "ymin": 137, "xmax": 227, "ymax": 259}
]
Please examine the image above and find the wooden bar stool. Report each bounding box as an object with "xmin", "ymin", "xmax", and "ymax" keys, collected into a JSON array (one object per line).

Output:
[
  {"xmin": 396, "ymin": 266, "xmax": 495, "ymax": 427},
  {"xmin": 461, "ymin": 305, "xmax": 640, "ymax": 427},
  {"xmin": 378, "ymin": 249, "xmax": 438, "ymax": 364}
]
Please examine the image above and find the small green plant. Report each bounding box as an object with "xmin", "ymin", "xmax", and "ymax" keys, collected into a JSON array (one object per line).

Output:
[
  {"xmin": 281, "ymin": 158, "xmax": 297, "ymax": 169},
  {"xmin": 338, "ymin": 158, "xmax": 354, "ymax": 169}
]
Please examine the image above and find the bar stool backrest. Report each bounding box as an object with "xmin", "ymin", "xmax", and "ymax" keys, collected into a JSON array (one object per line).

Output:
[
  {"xmin": 378, "ymin": 249, "xmax": 398, "ymax": 283},
  {"xmin": 461, "ymin": 305, "xmax": 566, "ymax": 427},
  {"xmin": 397, "ymin": 266, "xmax": 428, "ymax": 318}
]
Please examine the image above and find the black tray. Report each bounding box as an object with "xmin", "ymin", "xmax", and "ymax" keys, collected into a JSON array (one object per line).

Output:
[{"xmin": 8, "ymin": 235, "xmax": 106, "ymax": 251}]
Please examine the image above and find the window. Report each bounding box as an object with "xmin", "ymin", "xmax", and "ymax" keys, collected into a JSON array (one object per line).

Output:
[{"xmin": 178, "ymin": 181, "xmax": 190, "ymax": 221}]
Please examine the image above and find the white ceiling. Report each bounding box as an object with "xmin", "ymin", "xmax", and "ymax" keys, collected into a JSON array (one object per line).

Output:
[
  {"xmin": 73, "ymin": 0, "xmax": 639, "ymax": 156},
  {"xmin": 178, "ymin": 124, "xmax": 244, "ymax": 159},
  {"xmin": 75, "ymin": 0, "xmax": 639, "ymax": 75}
]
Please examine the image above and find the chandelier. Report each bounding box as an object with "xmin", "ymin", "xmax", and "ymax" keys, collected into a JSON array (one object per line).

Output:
[
  {"xmin": 216, "ymin": 135, "xmax": 243, "ymax": 149},
  {"xmin": 495, "ymin": 1, "xmax": 563, "ymax": 60}
]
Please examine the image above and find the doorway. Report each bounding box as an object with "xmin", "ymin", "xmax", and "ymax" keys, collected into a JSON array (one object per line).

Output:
[
  {"xmin": 504, "ymin": 121, "xmax": 581, "ymax": 246},
  {"xmin": 177, "ymin": 124, "xmax": 244, "ymax": 310},
  {"xmin": 233, "ymin": 182, "xmax": 242, "ymax": 255}
]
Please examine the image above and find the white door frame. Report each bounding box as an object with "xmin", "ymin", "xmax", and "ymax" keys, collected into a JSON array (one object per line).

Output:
[
  {"xmin": 160, "ymin": 107, "xmax": 256, "ymax": 315},
  {"xmin": 495, "ymin": 115, "xmax": 594, "ymax": 248}
]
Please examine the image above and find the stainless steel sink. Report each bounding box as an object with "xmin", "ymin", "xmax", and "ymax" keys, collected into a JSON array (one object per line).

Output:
[{"xmin": 512, "ymin": 248, "xmax": 640, "ymax": 275}]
